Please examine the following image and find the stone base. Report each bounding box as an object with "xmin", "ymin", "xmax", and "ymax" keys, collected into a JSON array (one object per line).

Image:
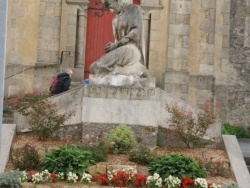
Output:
[
  {"xmin": 107, "ymin": 165, "xmax": 137, "ymax": 175},
  {"xmin": 89, "ymin": 74, "xmax": 156, "ymax": 87},
  {"xmin": 84, "ymin": 85, "xmax": 161, "ymax": 100}
]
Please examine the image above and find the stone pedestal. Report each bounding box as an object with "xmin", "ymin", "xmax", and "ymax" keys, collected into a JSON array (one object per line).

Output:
[{"xmin": 89, "ymin": 74, "xmax": 156, "ymax": 87}]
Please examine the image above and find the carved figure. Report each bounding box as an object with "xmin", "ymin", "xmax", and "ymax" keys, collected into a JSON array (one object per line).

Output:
[{"xmin": 89, "ymin": 0, "xmax": 150, "ymax": 77}]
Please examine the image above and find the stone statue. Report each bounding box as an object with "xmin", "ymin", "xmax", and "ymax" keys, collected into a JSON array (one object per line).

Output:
[{"xmin": 89, "ymin": 0, "xmax": 150, "ymax": 78}]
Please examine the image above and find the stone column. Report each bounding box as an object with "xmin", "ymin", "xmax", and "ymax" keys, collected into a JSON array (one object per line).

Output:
[
  {"xmin": 143, "ymin": 11, "xmax": 150, "ymax": 67},
  {"xmin": 0, "ymin": 0, "xmax": 7, "ymax": 156},
  {"xmin": 188, "ymin": 0, "xmax": 216, "ymax": 107},
  {"xmin": 75, "ymin": 8, "xmax": 87, "ymax": 68},
  {"xmin": 164, "ymin": 0, "xmax": 191, "ymax": 101},
  {"xmin": 64, "ymin": 0, "xmax": 89, "ymax": 82},
  {"xmin": 214, "ymin": 0, "xmax": 230, "ymax": 121}
]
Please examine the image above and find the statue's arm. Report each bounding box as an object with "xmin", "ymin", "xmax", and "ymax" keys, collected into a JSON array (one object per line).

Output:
[
  {"xmin": 105, "ymin": 6, "xmax": 142, "ymax": 53},
  {"xmin": 104, "ymin": 37, "xmax": 130, "ymax": 53},
  {"xmin": 105, "ymin": 26, "xmax": 140, "ymax": 53}
]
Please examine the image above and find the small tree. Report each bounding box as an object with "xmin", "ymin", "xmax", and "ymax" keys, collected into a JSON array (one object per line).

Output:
[
  {"xmin": 166, "ymin": 100, "xmax": 219, "ymax": 148},
  {"xmin": 24, "ymin": 99, "xmax": 74, "ymax": 139},
  {"xmin": 8, "ymin": 91, "xmax": 74, "ymax": 140},
  {"xmin": 104, "ymin": 124, "xmax": 137, "ymax": 154}
]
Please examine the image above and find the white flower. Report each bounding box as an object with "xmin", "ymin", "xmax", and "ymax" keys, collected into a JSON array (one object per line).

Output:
[
  {"xmin": 165, "ymin": 175, "xmax": 181, "ymax": 188},
  {"xmin": 67, "ymin": 172, "xmax": 78, "ymax": 183},
  {"xmin": 40, "ymin": 169, "xmax": 51, "ymax": 182},
  {"xmin": 32, "ymin": 172, "xmax": 42, "ymax": 184},
  {"xmin": 81, "ymin": 172, "xmax": 92, "ymax": 184},
  {"xmin": 107, "ymin": 169, "xmax": 116, "ymax": 180},
  {"xmin": 57, "ymin": 172, "xmax": 65, "ymax": 180},
  {"xmin": 123, "ymin": 166, "xmax": 137, "ymax": 180},
  {"xmin": 146, "ymin": 173, "xmax": 162, "ymax": 188},
  {"xmin": 195, "ymin": 178, "xmax": 208, "ymax": 188},
  {"xmin": 31, "ymin": 170, "xmax": 51, "ymax": 184},
  {"xmin": 19, "ymin": 171, "xmax": 28, "ymax": 183}
]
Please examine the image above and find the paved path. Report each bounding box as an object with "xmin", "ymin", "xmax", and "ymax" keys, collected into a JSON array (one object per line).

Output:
[{"xmin": 237, "ymin": 138, "xmax": 250, "ymax": 157}]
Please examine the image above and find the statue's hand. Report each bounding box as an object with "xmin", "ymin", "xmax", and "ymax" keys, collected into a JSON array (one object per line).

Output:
[
  {"xmin": 104, "ymin": 38, "xmax": 129, "ymax": 53},
  {"xmin": 104, "ymin": 42, "xmax": 117, "ymax": 53}
]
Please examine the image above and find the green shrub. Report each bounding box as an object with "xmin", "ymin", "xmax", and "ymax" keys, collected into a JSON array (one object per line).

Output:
[
  {"xmin": 10, "ymin": 144, "xmax": 40, "ymax": 171},
  {"xmin": 25, "ymin": 99, "xmax": 74, "ymax": 140},
  {"xmin": 222, "ymin": 123, "xmax": 250, "ymax": 138},
  {"xmin": 8, "ymin": 91, "xmax": 74, "ymax": 140},
  {"xmin": 6, "ymin": 91, "xmax": 50, "ymax": 111},
  {"xmin": 0, "ymin": 170, "xmax": 22, "ymax": 188},
  {"xmin": 166, "ymin": 101, "xmax": 219, "ymax": 148},
  {"xmin": 38, "ymin": 144, "xmax": 95, "ymax": 176},
  {"xmin": 104, "ymin": 124, "xmax": 137, "ymax": 154},
  {"xmin": 81, "ymin": 142, "xmax": 107, "ymax": 162},
  {"xmin": 156, "ymin": 138, "xmax": 164, "ymax": 147},
  {"xmin": 129, "ymin": 146, "xmax": 155, "ymax": 165},
  {"xmin": 148, "ymin": 152, "xmax": 206, "ymax": 179}
]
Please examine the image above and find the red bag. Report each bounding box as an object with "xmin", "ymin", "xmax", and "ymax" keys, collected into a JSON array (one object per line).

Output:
[{"xmin": 49, "ymin": 75, "xmax": 58, "ymax": 93}]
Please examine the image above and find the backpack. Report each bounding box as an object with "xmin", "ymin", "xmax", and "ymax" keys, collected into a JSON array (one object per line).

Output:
[{"xmin": 49, "ymin": 75, "xmax": 58, "ymax": 93}]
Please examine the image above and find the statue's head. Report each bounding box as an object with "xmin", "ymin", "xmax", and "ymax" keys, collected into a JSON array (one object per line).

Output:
[{"xmin": 102, "ymin": 0, "xmax": 121, "ymax": 11}]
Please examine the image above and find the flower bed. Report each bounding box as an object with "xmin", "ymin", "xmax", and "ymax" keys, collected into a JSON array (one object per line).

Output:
[{"xmin": 19, "ymin": 169, "xmax": 222, "ymax": 188}]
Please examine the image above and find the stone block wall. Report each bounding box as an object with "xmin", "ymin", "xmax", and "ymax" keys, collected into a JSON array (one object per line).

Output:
[
  {"xmin": 4, "ymin": 0, "xmax": 250, "ymax": 128},
  {"xmin": 164, "ymin": 0, "xmax": 232, "ymax": 123},
  {"xmin": 37, "ymin": 0, "xmax": 61, "ymax": 65},
  {"xmin": 213, "ymin": 0, "xmax": 231, "ymax": 122},
  {"xmin": 5, "ymin": 0, "xmax": 40, "ymax": 97},
  {"xmin": 34, "ymin": 0, "xmax": 62, "ymax": 91},
  {"xmin": 164, "ymin": 0, "xmax": 191, "ymax": 101},
  {"xmin": 228, "ymin": 0, "xmax": 250, "ymax": 128}
]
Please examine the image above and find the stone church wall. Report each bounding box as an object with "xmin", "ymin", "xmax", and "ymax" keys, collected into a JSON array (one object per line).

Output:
[
  {"xmin": 5, "ymin": 0, "xmax": 40, "ymax": 97},
  {"xmin": 228, "ymin": 0, "xmax": 250, "ymax": 128},
  {"xmin": 34, "ymin": 0, "xmax": 62, "ymax": 91},
  {"xmin": 4, "ymin": 0, "xmax": 250, "ymax": 128}
]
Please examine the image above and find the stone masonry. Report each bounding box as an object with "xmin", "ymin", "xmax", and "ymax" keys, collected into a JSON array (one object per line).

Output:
[
  {"xmin": 164, "ymin": 0, "xmax": 191, "ymax": 101},
  {"xmin": 228, "ymin": 0, "xmax": 250, "ymax": 128},
  {"xmin": 5, "ymin": 0, "xmax": 39, "ymax": 97},
  {"xmin": 4, "ymin": 0, "xmax": 250, "ymax": 128},
  {"xmin": 164, "ymin": 0, "xmax": 232, "ymax": 124}
]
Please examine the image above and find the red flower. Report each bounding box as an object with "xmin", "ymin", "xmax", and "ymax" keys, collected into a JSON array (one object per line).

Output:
[
  {"xmin": 94, "ymin": 173, "xmax": 110, "ymax": 186},
  {"xmin": 111, "ymin": 171, "xmax": 130, "ymax": 187},
  {"xmin": 133, "ymin": 173, "xmax": 146, "ymax": 187},
  {"xmin": 181, "ymin": 176, "xmax": 195, "ymax": 188},
  {"xmin": 50, "ymin": 171, "xmax": 57, "ymax": 182}
]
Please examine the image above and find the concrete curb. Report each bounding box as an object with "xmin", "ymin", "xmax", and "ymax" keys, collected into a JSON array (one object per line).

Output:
[
  {"xmin": 223, "ymin": 135, "xmax": 250, "ymax": 188},
  {"xmin": 0, "ymin": 124, "xmax": 16, "ymax": 173}
]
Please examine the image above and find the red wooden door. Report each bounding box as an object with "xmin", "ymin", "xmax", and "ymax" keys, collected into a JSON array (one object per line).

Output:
[
  {"xmin": 133, "ymin": 0, "xmax": 141, "ymax": 5},
  {"xmin": 84, "ymin": 0, "xmax": 141, "ymax": 79},
  {"xmin": 84, "ymin": 0, "xmax": 114, "ymax": 79}
]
